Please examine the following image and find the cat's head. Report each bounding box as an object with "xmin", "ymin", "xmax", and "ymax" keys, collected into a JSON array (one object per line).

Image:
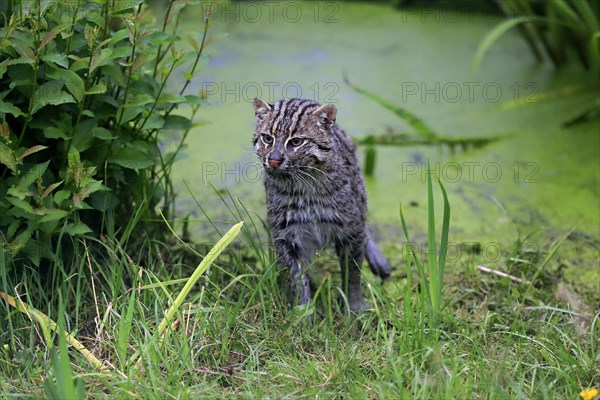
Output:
[{"xmin": 252, "ymin": 98, "xmax": 337, "ymax": 175}]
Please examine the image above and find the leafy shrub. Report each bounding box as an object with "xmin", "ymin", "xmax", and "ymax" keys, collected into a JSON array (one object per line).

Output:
[{"xmin": 0, "ymin": 0, "xmax": 210, "ymax": 266}]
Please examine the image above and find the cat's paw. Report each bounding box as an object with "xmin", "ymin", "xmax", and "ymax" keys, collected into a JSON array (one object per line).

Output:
[{"xmin": 348, "ymin": 299, "xmax": 372, "ymax": 313}]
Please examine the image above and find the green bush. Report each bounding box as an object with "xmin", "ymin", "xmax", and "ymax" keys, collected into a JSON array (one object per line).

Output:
[{"xmin": 0, "ymin": 0, "xmax": 209, "ymax": 266}]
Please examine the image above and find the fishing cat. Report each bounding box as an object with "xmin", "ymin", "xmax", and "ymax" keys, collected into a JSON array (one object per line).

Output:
[{"xmin": 252, "ymin": 98, "xmax": 391, "ymax": 313}]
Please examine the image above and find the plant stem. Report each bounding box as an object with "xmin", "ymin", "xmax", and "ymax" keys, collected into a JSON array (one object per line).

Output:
[{"xmin": 152, "ymin": 0, "xmax": 175, "ymax": 79}]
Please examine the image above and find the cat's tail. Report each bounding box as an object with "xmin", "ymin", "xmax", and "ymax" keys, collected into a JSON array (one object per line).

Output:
[{"xmin": 365, "ymin": 232, "xmax": 391, "ymax": 279}]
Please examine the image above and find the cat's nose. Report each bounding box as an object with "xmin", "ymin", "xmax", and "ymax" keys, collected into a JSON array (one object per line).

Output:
[{"xmin": 268, "ymin": 158, "xmax": 282, "ymax": 169}]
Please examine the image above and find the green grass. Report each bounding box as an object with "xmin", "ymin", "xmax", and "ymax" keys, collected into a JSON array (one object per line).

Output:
[
  {"xmin": 400, "ymin": 162, "xmax": 450, "ymax": 329},
  {"xmin": 1, "ymin": 194, "xmax": 598, "ymax": 399}
]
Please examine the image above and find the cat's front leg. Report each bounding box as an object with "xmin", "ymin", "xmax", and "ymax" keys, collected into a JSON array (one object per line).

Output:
[
  {"xmin": 336, "ymin": 238, "xmax": 370, "ymax": 312},
  {"xmin": 274, "ymin": 240, "xmax": 311, "ymax": 308}
]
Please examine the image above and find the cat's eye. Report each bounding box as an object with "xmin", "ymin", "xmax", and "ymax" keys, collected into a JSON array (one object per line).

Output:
[
  {"xmin": 261, "ymin": 134, "xmax": 274, "ymax": 145},
  {"xmin": 289, "ymin": 137, "xmax": 304, "ymax": 147}
]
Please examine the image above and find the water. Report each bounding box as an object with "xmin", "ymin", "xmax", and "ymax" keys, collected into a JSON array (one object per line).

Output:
[{"xmin": 169, "ymin": 1, "xmax": 599, "ymax": 287}]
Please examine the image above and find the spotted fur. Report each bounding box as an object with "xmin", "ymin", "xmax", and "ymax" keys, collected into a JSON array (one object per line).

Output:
[{"xmin": 252, "ymin": 98, "xmax": 390, "ymax": 313}]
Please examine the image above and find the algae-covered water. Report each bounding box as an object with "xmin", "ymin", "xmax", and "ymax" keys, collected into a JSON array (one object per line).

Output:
[{"xmin": 169, "ymin": 2, "xmax": 599, "ymax": 289}]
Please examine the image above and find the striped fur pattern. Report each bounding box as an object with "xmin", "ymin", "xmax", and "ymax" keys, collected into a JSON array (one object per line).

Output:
[{"xmin": 252, "ymin": 98, "xmax": 390, "ymax": 313}]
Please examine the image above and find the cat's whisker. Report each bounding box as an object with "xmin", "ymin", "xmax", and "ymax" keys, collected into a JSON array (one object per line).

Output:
[
  {"xmin": 293, "ymin": 170, "xmax": 317, "ymax": 193},
  {"xmin": 295, "ymin": 169, "xmax": 323, "ymax": 192},
  {"xmin": 299, "ymin": 165, "xmax": 335, "ymax": 184}
]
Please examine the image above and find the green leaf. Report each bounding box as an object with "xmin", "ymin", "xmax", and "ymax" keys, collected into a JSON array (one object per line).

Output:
[
  {"xmin": 117, "ymin": 106, "xmax": 144, "ymax": 125},
  {"xmin": 31, "ymin": 81, "xmax": 76, "ymax": 115},
  {"xmin": 109, "ymin": 46, "xmax": 132, "ymax": 60},
  {"xmin": 163, "ymin": 115, "xmax": 192, "ymax": 131},
  {"xmin": 185, "ymin": 94, "xmax": 206, "ymax": 105},
  {"xmin": 42, "ymin": 53, "xmax": 69, "ymax": 68},
  {"xmin": 7, "ymin": 187, "xmax": 32, "ymax": 200},
  {"xmin": 76, "ymin": 180, "xmax": 104, "ymax": 201},
  {"xmin": 126, "ymin": 93, "xmax": 155, "ymax": 107},
  {"xmin": 72, "ymin": 118, "xmax": 98, "ymax": 152},
  {"xmin": 109, "ymin": 147, "xmax": 154, "ymax": 170},
  {"xmin": 9, "ymin": 37, "xmax": 34, "ymax": 60},
  {"xmin": 110, "ymin": 1, "xmax": 143, "ymax": 17},
  {"xmin": 37, "ymin": 29, "xmax": 58, "ymax": 52},
  {"xmin": 158, "ymin": 93, "xmax": 187, "ymax": 104},
  {"xmin": 7, "ymin": 220, "xmax": 20, "ymax": 241},
  {"xmin": 84, "ymin": 24, "xmax": 97, "ymax": 50},
  {"xmin": 6, "ymin": 197, "xmax": 35, "ymax": 216},
  {"xmin": 46, "ymin": 69, "xmax": 85, "ymax": 103},
  {"xmin": 41, "ymin": 181, "xmax": 63, "ymax": 200},
  {"xmin": 64, "ymin": 222, "xmax": 92, "ymax": 236},
  {"xmin": 86, "ymin": 82, "xmax": 107, "ymax": 95},
  {"xmin": 92, "ymin": 126, "xmax": 114, "ymax": 140},
  {"xmin": 23, "ymin": 238, "xmax": 52, "ymax": 267},
  {"xmin": 54, "ymin": 190, "xmax": 71, "ymax": 206},
  {"xmin": 68, "ymin": 55, "xmax": 90, "ymax": 72},
  {"xmin": 89, "ymin": 191, "xmax": 119, "ymax": 212},
  {"xmin": 0, "ymin": 100, "xmax": 24, "ymax": 117},
  {"xmin": 0, "ymin": 57, "xmax": 35, "ymax": 69},
  {"xmin": 66, "ymin": 148, "xmax": 84, "ymax": 186},
  {"xmin": 19, "ymin": 145, "xmax": 48, "ymax": 160},
  {"xmin": 106, "ymin": 28, "xmax": 130, "ymax": 46},
  {"xmin": 0, "ymin": 141, "xmax": 17, "ymax": 173},
  {"xmin": 100, "ymin": 65, "xmax": 126, "ymax": 87},
  {"xmin": 44, "ymin": 126, "xmax": 69, "ymax": 140},
  {"xmin": 6, "ymin": 224, "xmax": 34, "ymax": 254},
  {"xmin": 143, "ymin": 114, "xmax": 165, "ymax": 130},
  {"xmin": 18, "ymin": 160, "xmax": 50, "ymax": 190},
  {"xmin": 38, "ymin": 209, "xmax": 69, "ymax": 223},
  {"xmin": 90, "ymin": 48, "xmax": 113, "ymax": 74}
]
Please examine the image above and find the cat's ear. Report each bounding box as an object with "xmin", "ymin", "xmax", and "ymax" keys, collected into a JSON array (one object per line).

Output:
[
  {"xmin": 252, "ymin": 98, "xmax": 272, "ymax": 117},
  {"xmin": 312, "ymin": 103, "xmax": 337, "ymax": 130}
]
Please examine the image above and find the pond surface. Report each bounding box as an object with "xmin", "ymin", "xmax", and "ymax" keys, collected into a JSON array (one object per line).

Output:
[{"xmin": 170, "ymin": 2, "xmax": 599, "ymax": 289}]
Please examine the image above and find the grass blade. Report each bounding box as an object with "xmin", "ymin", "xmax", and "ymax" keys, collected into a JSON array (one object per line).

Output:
[
  {"xmin": 588, "ymin": 32, "xmax": 600, "ymax": 71},
  {"xmin": 399, "ymin": 203, "xmax": 430, "ymax": 307},
  {"xmin": 116, "ymin": 288, "xmax": 137, "ymax": 368},
  {"xmin": 157, "ymin": 221, "xmax": 243, "ymax": 335},
  {"xmin": 45, "ymin": 301, "xmax": 86, "ymax": 400},
  {"xmin": 471, "ymin": 16, "xmax": 537, "ymax": 76},
  {"xmin": 437, "ymin": 179, "xmax": 450, "ymax": 303},
  {"xmin": 549, "ymin": 0, "xmax": 583, "ymax": 29},
  {"xmin": 0, "ymin": 290, "xmax": 117, "ymax": 375},
  {"xmin": 344, "ymin": 76, "xmax": 438, "ymax": 140},
  {"xmin": 426, "ymin": 162, "xmax": 438, "ymax": 311},
  {"xmin": 571, "ymin": 0, "xmax": 600, "ymax": 31},
  {"xmin": 129, "ymin": 221, "xmax": 244, "ymax": 366}
]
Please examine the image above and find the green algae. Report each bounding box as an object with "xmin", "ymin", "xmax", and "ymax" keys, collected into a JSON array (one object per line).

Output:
[{"xmin": 169, "ymin": 1, "xmax": 599, "ymax": 296}]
